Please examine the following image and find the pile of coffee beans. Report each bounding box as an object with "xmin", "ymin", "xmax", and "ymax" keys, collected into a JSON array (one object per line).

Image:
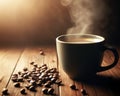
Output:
[
  {"xmin": 10, "ymin": 62, "xmax": 62, "ymax": 95},
  {"xmin": 1, "ymin": 49, "xmax": 88, "ymax": 95}
]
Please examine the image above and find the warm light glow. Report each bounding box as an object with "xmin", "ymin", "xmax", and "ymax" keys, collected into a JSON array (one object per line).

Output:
[
  {"xmin": 0, "ymin": 0, "xmax": 47, "ymax": 44},
  {"xmin": 0, "ymin": 0, "xmax": 69, "ymax": 46},
  {"xmin": 0, "ymin": 0, "xmax": 46, "ymax": 27}
]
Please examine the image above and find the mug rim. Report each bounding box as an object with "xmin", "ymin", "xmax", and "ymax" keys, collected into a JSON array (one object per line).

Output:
[{"xmin": 56, "ymin": 34, "xmax": 105, "ymax": 44}]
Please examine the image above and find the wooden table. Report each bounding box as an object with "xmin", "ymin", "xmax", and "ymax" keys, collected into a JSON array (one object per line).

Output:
[{"xmin": 0, "ymin": 46, "xmax": 120, "ymax": 96}]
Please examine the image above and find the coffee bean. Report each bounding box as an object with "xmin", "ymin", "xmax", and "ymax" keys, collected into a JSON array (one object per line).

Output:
[
  {"xmin": 53, "ymin": 73, "xmax": 59, "ymax": 78},
  {"xmin": 70, "ymin": 84, "xmax": 76, "ymax": 90},
  {"xmin": 30, "ymin": 80, "xmax": 36, "ymax": 86},
  {"xmin": 20, "ymin": 88, "xmax": 26, "ymax": 94},
  {"xmin": 41, "ymin": 64, "xmax": 47, "ymax": 67},
  {"xmin": 23, "ymin": 74, "xmax": 29, "ymax": 79},
  {"xmin": 33, "ymin": 64, "xmax": 38, "ymax": 67},
  {"xmin": 48, "ymin": 88, "xmax": 54, "ymax": 94},
  {"xmin": 51, "ymin": 78, "xmax": 57, "ymax": 83},
  {"xmin": 18, "ymin": 71, "xmax": 22, "ymax": 75},
  {"xmin": 23, "ymin": 67, "xmax": 28, "ymax": 71},
  {"xmin": 11, "ymin": 77, "xmax": 18, "ymax": 82},
  {"xmin": 29, "ymin": 85, "xmax": 36, "ymax": 91},
  {"xmin": 41, "ymin": 77, "xmax": 47, "ymax": 84},
  {"xmin": 40, "ymin": 50, "xmax": 44, "ymax": 55},
  {"xmin": 42, "ymin": 88, "xmax": 48, "ymax": 94},
  {"xmin": 17, "ymin": 77, "xmax": 24, "ymax": 82},
  {"xmin": 41, "ymin": 72, "xmax": 47, "ymax": 77},
  {"xmin": 30, "ymin": 61, "xmax": 34, "ymax": 65},
  {"xmin": 40, "ymin": 69, "xmax": 46, "ymax": 73},
  {"xmin": 55, "ymin": 79, "xmax": 62, "ymax": 85},
  {"xmin": 49, "ymin": 75, "xmax": 53, "ymax": 79},
  {"xmin": 42, "ymin": 66, "xmax": 48, "ymax": 70},
  {"xmin": 14, "ymin": 82, "xmax": 20, "ymax": 87},
  {"xmin": 81, "ymin": 88, "xmax": 87, "ymax": 95},
  {"xmin": 10, "ymin": 61, "xmax": 63, "ymax": 96},
  {"xmin": 44, "ymin": 82, "xmax": 51, "ymax": 88},
  {"xmin": 2, "ymin": 88, "xmax": 8, "ymax": 95},
  {"xmin": 12, "ymin": 73, "xmax": 18, "ymax": 77},
  {"xmin": 36, "ymin": 68, "xmax": 40, "ymax": 72}
]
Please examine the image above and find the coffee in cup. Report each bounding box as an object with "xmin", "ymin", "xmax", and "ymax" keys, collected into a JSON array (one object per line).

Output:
[{"xmin": 56, "ymin": 34, "xmax": 119, "ymax": 80}]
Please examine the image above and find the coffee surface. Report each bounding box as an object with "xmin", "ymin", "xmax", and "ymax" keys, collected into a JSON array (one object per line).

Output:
[
  {"xmin": 65, "ymin": 37, "xmax": 103, "ymax": 43},
  {"xmin": 66, "ymin": 38, "xmax": 98, "ymax": 43}
]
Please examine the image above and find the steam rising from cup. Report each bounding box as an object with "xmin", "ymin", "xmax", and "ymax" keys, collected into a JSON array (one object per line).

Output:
[{"xmin": 60, "ymin": 0, "xmax": 109, "ymax": 35}]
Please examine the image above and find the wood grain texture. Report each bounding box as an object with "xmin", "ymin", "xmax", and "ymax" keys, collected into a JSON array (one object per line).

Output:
[{"xmin": 0, "ymin": 46, "xmax": 120, "ymax": 96}]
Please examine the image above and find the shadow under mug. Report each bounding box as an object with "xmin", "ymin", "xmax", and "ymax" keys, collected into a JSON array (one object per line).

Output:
[{"xmin": 56, "ymin": 34, "xmax": 119, "ymax": 80}]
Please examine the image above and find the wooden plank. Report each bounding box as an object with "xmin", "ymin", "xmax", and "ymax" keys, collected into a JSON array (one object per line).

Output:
[
  {"xmin": 0, "ymin": 46, "xmax": 120, "ymax": 96},
  {"xmin": 0, "ymin": 48, "xmax": 23, "ymax": 96},
  {"xmin": 7, "ymin": 47, "xmax": 42, "ymax": 96},
  {"xmin": 35, "ymin": 46, "xmax": 59, "ymax": 96}
]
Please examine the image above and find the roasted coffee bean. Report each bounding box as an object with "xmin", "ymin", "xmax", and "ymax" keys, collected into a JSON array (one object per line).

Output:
[
  {"xmin": 45, "ymin": 69, "xmax": 50, "ymax": 73},
  {"xmin": 31, "ymin": 76, "xmax": 38, "ymax": 81},
  {"xmin": 37, "ymin": 66, "xmax": 41, "ymax": 69},
  {"xmin": 29, "ymin": 85, "xmax": 36, "ymax": 91},
  {"xmin": 51, "ymin": 78, "xmax": 57, "ymax": 83},
  {"xmin": 12, "ymin": 73, "xmax": 18, "ymax": 77},
  {"xmin": 36, "ymin": 73, "xmax": 40, "ymax": 77},
  {"xmin": 33, "ymin": 64, "xmax": 38, "ymax": 67},
  {"xmin": 23, "ymin": 67, "xmax": 28, "ymax": 71},
  {"xmin": 53, "ymin": 73, "xmax": 59, "ymax": 78},
  {"xmin": 11, "ymin": 77, "xmax": 18, "ymax": 82},
  {"xmin": 20, "ymin": 88, "xmax": 26, "ymax": 94},
  {"xmin": 36, "ymin": 68, "xmax": 40, "ymax": 72},
  {"xmin": 18, "ymin": 71, "xmax": 22, "ymax": 75},
  {"xmin": 23, "ymin": 74, "xmax": 29, "ymax": 79},
  {"xmin": 49, "ymin": 75, "xmax": 53, "ymax": 79},
  {"xmin": 40, "ymin": 50, "xmax": 44, "ymax": 55},
  {"xmin": 48, "ymin": 88, "xmax": 54, "ymax": 94},
  {"xmin": 44, "ymin": 76, "xmax": 49, "ymax": 81},
  {"xmin": 21, "ymin": 72, "xmax": 27, "ymax": 77},
  {"xmin": 41, "ymin": 64, "xmax": 47, "ymax": 67},
  {"xmin": 30, "ymin": 61, "xmax": 34, "ymax": 65},
  {"xmin": 44, "ymin": 82, "xmax": 51, "ymax": 88},
  {"xmin": 26, "ymin": 71, "xmax": 32, "ymax": 76},
  {"xmin": 2, "ymin": 88, "xmax": 8, "ymax": 95},
  {"xmin": 42, "ymin": 66, "xmax": 47, "ymax": 70},
  {"xmin": 55, "ymin": 79, "xmax": 62, "ymax": 85},
  {"xmin": 40, "ymin": 69, "xmax": 46, "ymax": 73},
  {"xmin": 41, "ymin": 78, "xmax": 47, "ymax": 84},
  {"xmin": 50, "ymin": 68, "xmax": 56, "ymax": 73},
  {"xmin": 41, "ymin": 72, "xmax": 47, "ymax": 77},
  {"xmin": 42, "ymin": 88, "xmax": 48, "ymax": 94},
  {"xmin": 30, "ymin": 80, "xmax": 36, "ymax": 86},
  {"xmin": 14, "ymin": 82, "xmax": 20, "ymax": 87},
  {"xmin": 81, "ymin": 88, "xmax": 87, "ymax": 95},
  {"xmin": 17, "ymin": 77, "xmax": 24, "ymax": 82},
  {"xmin": 70, "ymin": 84, "xmax": 76, "ymax": 90}
]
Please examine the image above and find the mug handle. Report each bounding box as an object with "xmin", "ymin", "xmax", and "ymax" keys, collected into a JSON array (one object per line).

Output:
[{"xmin": 98, "ymin": 46, "xmax": 119, "ymax": 72}]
